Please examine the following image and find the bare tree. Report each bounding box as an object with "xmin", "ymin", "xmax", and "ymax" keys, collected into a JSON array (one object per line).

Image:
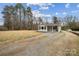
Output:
[{"xmin": 2, "ymin": 5, "xmax": 15, "ymax": 30}]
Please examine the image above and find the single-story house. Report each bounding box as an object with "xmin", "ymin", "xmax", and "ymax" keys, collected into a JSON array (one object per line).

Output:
[{"xmin": 38, "ymin": 23, "xmax": 61, "ymax": 32}]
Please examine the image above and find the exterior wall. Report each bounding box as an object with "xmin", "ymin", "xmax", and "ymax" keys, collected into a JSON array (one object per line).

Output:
[{"xmin": 52, "ymin": 26, "xmax": 53, "ymax": 32}]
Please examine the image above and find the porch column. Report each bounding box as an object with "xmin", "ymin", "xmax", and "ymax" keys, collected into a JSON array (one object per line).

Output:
[
  {"xmin": 58, "ymin": 26, "xmax": 61, "ymax": 32},
  {"xmin": 52, "ymin": 26, "xmax": 53, "ymax": 32},
  {"xmin": 46, "ymin": 26, "xmax": 47, "ymax": 32}
]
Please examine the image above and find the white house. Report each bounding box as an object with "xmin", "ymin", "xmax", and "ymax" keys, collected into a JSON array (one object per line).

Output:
[{"xmin": 38, "ymin": 23, "xmax": 61, "ymax": 32}]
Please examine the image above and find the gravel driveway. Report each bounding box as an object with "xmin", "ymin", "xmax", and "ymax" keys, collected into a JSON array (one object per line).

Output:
[{"xmin": 0, "ymin": 31, "xmax": 78, "ymax": 56}]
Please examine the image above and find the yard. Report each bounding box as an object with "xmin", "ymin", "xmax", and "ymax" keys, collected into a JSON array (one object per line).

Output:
[
  {"xmin": 0, "ymin": 30, "xmax": 79, "ymax": 56},
  {"xmin": 0, "ymin": 30, "xmax": 41, "ymax": 45}
]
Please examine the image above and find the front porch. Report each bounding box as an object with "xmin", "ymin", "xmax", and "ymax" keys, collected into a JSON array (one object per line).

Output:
[{"xmin": 38, "ymin": 25, "xmax": 60, "ymax": 32}]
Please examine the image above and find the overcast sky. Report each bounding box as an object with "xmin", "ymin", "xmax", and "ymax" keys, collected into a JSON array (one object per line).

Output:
[{"xmin": 0, "ymin": 3, "xmax": 79, "ymax": 25}]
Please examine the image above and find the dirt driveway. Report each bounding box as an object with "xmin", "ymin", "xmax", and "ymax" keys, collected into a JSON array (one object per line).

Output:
[{"xmin": 0, "ymin": 31, "xmax": 79, "ymax": 56}]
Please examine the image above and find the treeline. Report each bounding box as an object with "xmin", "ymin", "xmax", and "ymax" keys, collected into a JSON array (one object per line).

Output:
[
  {"xmin": 0, "ymin": 3, "xmax": 79, "ymax": 31},
  {"xmin": 62, "ymin": 16, "xmax": 79, "ymax": 31},
  {"xmin": 1, "ymin": 3, "xmax": 61, "ymax": 31},
  {"xmin": 2, "ymin": 3, "xmax": 39, "ymax": 30}
]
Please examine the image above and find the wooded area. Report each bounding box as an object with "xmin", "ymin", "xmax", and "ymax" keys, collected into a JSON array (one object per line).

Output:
[{"xmin": 0, "ymin": 3, "xmax": 79, "ymax": 31}]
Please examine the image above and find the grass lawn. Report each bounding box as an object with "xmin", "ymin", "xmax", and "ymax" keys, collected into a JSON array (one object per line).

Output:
[{"xmin": 0, "ymin": 30, "xmax": 41, "ymax": 45}]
